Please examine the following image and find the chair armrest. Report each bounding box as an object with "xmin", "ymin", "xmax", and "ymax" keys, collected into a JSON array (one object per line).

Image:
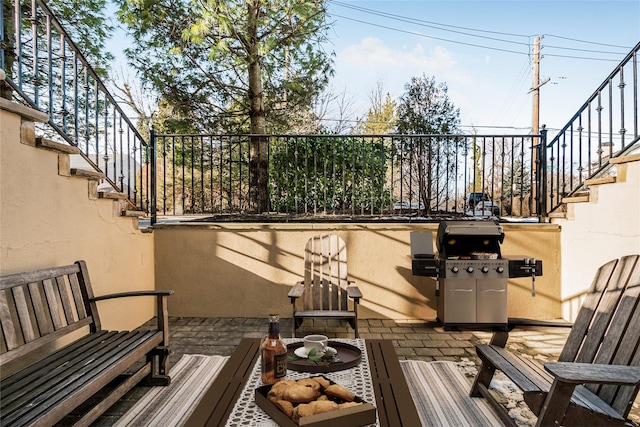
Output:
[
  {"xmin": 544, "ymin": 362, "xmax": 640, "ymax": 385},
  {"xmin": 289, "ymin": 282, "xmax": 305, "ymax": 300},
  {"xmin": 346, "ymin": 284, "xmax": 362, "ymax": 300},
  {"xmin": 90, "ymin": 290, "xmax": 174, "ymax": 301}
]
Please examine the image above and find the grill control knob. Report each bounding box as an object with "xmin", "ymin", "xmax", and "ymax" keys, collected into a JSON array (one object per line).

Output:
[
  {"xmin": 481, "ymin": 266, "xmax": 489, "ymax": 273},
  {"xmin": 496, "ymin": 266, "xmax": 505, "ymax": 273},
  {"xmin": 466, "ymin": 266, "xmax": 474, "ymax": 273},
  {"xmin": 451, "ymin": 266, "xmax": 459, "ymax": 273}
]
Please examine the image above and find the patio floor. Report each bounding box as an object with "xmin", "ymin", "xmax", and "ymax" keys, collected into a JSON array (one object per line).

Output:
[{"xmin": 81, "ymin": 316, "xmax": 576, "ymax": 426}]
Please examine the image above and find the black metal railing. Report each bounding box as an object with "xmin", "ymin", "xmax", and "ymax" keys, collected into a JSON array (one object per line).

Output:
[
  {"xmin": 1, "ymin": 0, "xmax": 149, "ymax": 211},
  {"xmin": 545, "ymin": 41, "xmax": 640, "ymax": 212},
  {"xmin": 150, "ymin": 132, "xmax": 546, "ymax": 223}
]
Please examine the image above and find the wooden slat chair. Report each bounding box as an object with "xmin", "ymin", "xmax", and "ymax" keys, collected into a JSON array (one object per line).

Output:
[
  {"xmin": 470, "ymin": 254, "xmax": 640, "ymax": 427},
  {"xmin": 288, "ymin": 234, "xmax": 362, "ymax": 338}
]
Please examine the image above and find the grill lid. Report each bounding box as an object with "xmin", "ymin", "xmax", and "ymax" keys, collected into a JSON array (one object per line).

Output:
[{"xmin": 436, "ymin": 220, "xmax": 504, "ymax": 258}]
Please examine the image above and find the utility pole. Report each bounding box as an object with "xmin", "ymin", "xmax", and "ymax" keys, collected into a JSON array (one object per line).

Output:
[{"xmin": 528, "ymin": 36, "xmax": 549, "ymax": 216}]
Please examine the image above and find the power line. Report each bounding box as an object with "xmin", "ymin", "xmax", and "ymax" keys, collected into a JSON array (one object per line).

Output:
[
  {"xmin": 331, "ymin": 0, "xmax": 531, "ymax": 40},
  {"xmin": 331, "ymin": 0, "xmax": 531, "ymax": 47},
  {"xmin": 331, "ymin": 14, "xmax": 530, "ymax": 56},
  {"xmin": 330, "ymin": 1, "xmax": 631, "ymax": 61},
  {"xmin": 544, "ymin": 34, "xmax": 632, "ymax": 49}
]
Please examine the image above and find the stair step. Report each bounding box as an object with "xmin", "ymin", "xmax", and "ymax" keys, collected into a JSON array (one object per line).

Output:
[
  {"xmin": 609, "ymin": 152, "xmax": 640, "ymax": 165},
  {"xmin": 71, "ymin": 168, "xmax": 105, "ymax": 180},
  {"xmin": 121, "ymin": 210, "xmax": 146, "ymax": 217},
  {"xmin": 548, "ymin": 212, "xmax": 567, "ymax": 219},
  {"xmin": 98, "ymin": 191, "xmax": 128, "ymax": 200},
  {"xmin": 36, "ymin": 137, "xmax": 80, "ymax": 155},
  {"xmin": 585, "ymin": 176, "xmax": 616, "ymax": 186},
  {"xmin": 563, "ymin": 195, "xmax": 589, "ymax": 204}
]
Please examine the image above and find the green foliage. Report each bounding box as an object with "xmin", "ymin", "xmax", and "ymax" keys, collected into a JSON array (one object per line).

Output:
[
  {"xmin": 48, "ymin": 0, "xmax": 115, "ymax": 77},
  {"xmin": 115, "ymin": 0, "xmax": 333, "ymax": 133},
  {"xmin": 360, "ymin": 92, "xmax": 396, "ymax": 135},
  {"xmin": 269, "ymin": 136, "xmax": 391, "ymax": 213},
  {"xmin": 395, "ymin": 74, "xmax": 462, "ymax": 212}
]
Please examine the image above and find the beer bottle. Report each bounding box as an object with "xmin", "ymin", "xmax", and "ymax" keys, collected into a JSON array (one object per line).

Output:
[{"xmin": 261, "ymin": 313, "xmax": 287, "ymax": 384}]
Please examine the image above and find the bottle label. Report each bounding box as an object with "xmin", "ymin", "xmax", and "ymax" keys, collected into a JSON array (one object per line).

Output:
[{"xmin": 274, "ymin": 353, "xmax": 287, "ymax": 378}]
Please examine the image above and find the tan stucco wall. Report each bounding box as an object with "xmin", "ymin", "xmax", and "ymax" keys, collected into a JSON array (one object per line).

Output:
[
  {"xmin": 154, "ymin": 222, "xmax": 561, "ymax": 321},
  {"xmin": 552, "ymin": 157, "xmax": 640, "ymax": 321},
  {"xmin": 0, "ymin": 103, "xmax": 155, "ymax": 331}
]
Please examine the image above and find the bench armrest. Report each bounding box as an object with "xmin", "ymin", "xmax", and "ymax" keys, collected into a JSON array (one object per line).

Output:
[
  {"xmin": 90, "ymin": 290, "xmax": 173, "ymax": 344},
  {"xmin": 90, "ymin": 290, "xmax": 174, "ymax": 301},
  {"xmin": 544, "ymin": 362, "xmax": 640, "ymax": 385}
]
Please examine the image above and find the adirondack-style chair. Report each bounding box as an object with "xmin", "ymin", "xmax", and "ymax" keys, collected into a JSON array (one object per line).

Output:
[
  {"xmin": 288, "ymin": 234, "xmax": 362, "ymax": 338},
  {"xmin": 470, "ymin": 254, "xmax": 640, "ymax": 427}
]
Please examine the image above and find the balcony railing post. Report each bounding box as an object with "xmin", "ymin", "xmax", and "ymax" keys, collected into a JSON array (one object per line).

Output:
[
  {"xmin": 150, "ymin": 128, "xmax": 157, "ymax": 225},
  {"xmin": 538, "ymin": 126, "xmax": 548, "ymax": 220}
]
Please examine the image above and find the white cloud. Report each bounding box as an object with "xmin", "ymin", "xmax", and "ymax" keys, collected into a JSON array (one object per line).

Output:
[{"xmin": 338, "ymin": 37, "xmax": 456, "ymax": 71}]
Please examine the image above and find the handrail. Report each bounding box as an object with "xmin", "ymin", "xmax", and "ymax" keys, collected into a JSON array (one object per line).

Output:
[
  {"xmin": 544, "ymin": 42, "xmax": 640, "ymax": 213},
  {"xmin": 1, "ymin": 0, "xmax": 149, "ymax": 212}
]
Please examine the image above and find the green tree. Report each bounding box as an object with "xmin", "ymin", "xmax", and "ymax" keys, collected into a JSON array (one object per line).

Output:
[
  {"xmin": 1, "ymin": 0, "xmax": 114, "ymax": 98},
  {"xmin": 359, "ymin": 81, "xmax": 396, "ymax": 135},
  {"xmin": 116, "ymin": 0, "xmax": 333, "ymax": 212},
  {"xmin": 395, "ymin": 74, "xmax": 461, "ymax": 213}
]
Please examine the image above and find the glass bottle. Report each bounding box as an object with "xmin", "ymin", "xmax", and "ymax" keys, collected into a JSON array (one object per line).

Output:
[{"xmin": 261, "ymin": 313, "xmax": 287, "ymax": 384}]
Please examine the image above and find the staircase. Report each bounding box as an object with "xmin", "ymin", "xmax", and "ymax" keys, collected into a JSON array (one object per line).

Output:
[
  {"xmin": 0, "ymin": 98, "xmax": 149, "ymax": 232},
  {"xmin": 549, "ymin": 151, "xmax": 640, "ymax": 321}
]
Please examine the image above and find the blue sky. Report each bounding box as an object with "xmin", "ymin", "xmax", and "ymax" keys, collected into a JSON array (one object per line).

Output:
[
  {"xmin": 107, "ymin": 0, "xmax": 639, "ymax": 134},
  {"xmin": 324, "ymin": 0, "xmax": 640, "ymax": 133}
]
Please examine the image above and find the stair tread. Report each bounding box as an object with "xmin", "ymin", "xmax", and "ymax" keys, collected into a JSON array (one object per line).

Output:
[
  {"xmin": 36, "ymin": 137, "xmax": 80, "ymax": 155},
  {"xmin": 585, "ymin": 176, "xmax": 616, "ymax": 186},
  {"xmin": 71, "ymin": 168, "xmax": 105, "ymax": 180},
  {"xmin": 98, "ymin": 191, "xmax": 128, "ymax": 200}
]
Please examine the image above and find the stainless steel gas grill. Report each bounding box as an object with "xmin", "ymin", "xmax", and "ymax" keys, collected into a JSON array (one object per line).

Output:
[{"xmin": 411, "ymin": 221, "xmax": 542, "ymax": 328}]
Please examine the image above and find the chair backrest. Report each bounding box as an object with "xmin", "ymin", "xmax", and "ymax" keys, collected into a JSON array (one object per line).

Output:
[
  {"xmin": 559, "ymin": 254, "xmax": 640, "ymax": 417},
  {"xmin": 302, "ymin": 234, "xmax": 350, "ymax": 311}
]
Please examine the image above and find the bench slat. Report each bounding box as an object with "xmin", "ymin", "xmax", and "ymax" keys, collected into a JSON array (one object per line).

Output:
[
  {"xmin": 0, "ymin": 289, "xmax": 19, "ymax": 350},
  {"xmin": 43, "ymin": 278, "xmax": 65, "ymax": 330},
  {"xmin": 11, "ymin": 286, "xmax": 35, "ymax": 343},
  {"xmin": 56, "ymin": 275, "xmax": 76, "ymax": 325},
  {"xmin": 28, "ymin": 281, "xmax": 54, "ymax": 335},
  {"xmin": 68, "ymin": 272, "xmax": 87, "ymax": 320},
  {"xmin": 0, "ymin": 264, "xmax": 81, "ymax": 289}
]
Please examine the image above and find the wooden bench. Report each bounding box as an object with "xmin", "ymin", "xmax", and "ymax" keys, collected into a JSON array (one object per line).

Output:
[
  {"xmin": 0, "ymin": 260, "xmax": 173, "ymax": 427},
  {"xmin": 470, "ymin": 254, "xmax": 640, "ymax": 427}
]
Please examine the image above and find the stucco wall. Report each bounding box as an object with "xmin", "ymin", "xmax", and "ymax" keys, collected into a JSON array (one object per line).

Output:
[
  {"xmin": 154, "ymin": 222, "xmax": 561, "ymax": 321},
  {"xmin": 0, "ymin": 102, "xmax": 155, "ymax": 331},
  {"xmin": 552, "ymin": 157, "xmax": 640, "ymax": 321}
]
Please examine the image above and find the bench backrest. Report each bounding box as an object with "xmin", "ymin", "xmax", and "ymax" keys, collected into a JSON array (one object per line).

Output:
[
  {"xmin": 302, "ymin": 234, "xmax": 350, "ymax": 311},
  {"xmin": 0, "ymin": 260, "xmax": 100, "ymax": 365},
  {"xmin": 559, "ymin": 254, "xmax": 640, "ymax": 417}
]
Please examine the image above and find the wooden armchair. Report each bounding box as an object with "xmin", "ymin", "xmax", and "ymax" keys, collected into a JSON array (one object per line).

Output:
[
  {"xmin": 288, "ymin": 234, "xmax": 362, "ymax": 338},
  {"xmin": 470, "ymin": 254, "xmax": 640, "ymax": 426}
]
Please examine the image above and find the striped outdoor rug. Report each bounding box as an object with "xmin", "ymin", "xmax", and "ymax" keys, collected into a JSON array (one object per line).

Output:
[
  {"xmin": 401, "ymin": 360, "xmax": 505, "ymax": 426},
  {"xmin": 117, "ymin": 356, "xmax": 504, "ymax": 426},
  {"xmin": 114, "ymin": 354, "xmax": 228, "ymax": 427}
]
